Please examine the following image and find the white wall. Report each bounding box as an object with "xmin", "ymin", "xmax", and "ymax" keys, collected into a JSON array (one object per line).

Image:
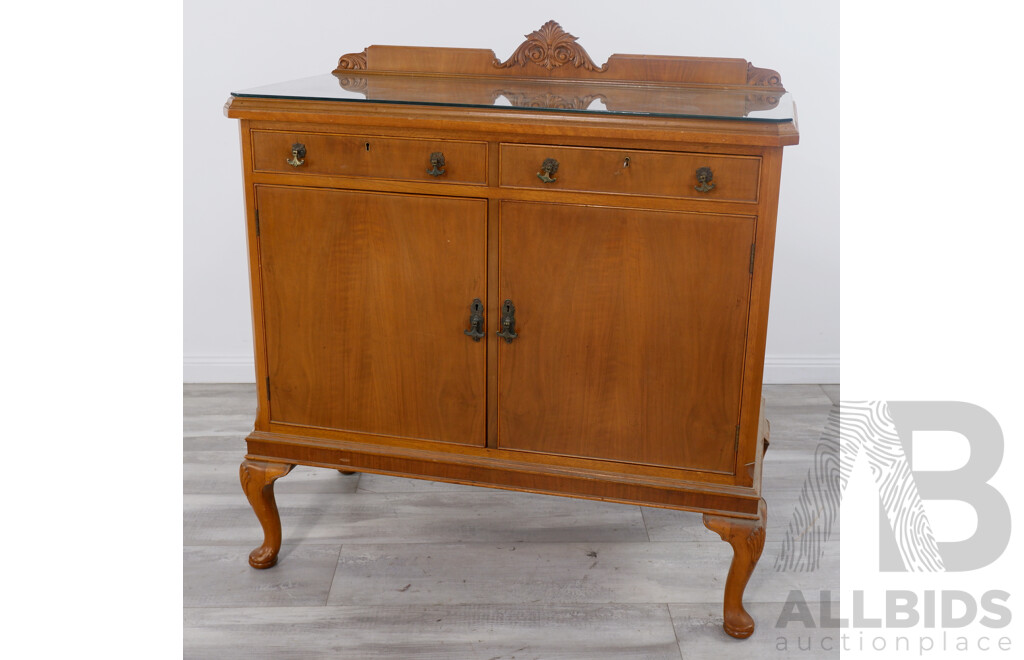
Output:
[{"xmin": 184, "ymin": 0, "xmax": 839, "ymax": 383}]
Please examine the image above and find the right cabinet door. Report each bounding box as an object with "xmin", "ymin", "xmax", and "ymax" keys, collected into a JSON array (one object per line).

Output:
[{"xmin": 497, "ymin": 200, "xmax": 755, "ymax": 474}]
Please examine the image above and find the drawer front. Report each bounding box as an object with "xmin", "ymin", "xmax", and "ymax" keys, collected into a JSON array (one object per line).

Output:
[
  {"xmin": 500, "ymin": 144, "xmax": 760, "ymax": 202},
  {"xmin": 252, "ymin": 130, "xmax": 488, "ymax": 185}
]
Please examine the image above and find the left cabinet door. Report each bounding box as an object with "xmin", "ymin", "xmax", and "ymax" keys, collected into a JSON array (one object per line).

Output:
[{"xmin": 255, "ymin": 185, "xmax": 488, "ymax": 447}]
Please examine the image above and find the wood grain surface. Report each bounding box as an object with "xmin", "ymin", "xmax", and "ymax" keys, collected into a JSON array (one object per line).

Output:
[
  {"xmin": 257, "ymin": 186, "xmax": 487, "ymax": 446},
  {"xmin": 251, "ymin": 130, "xmax": 487, "ymax": 184},
  {"xmin": 499, "ymin": 143, "xmax": 761, "ymax": 202},
  {"xmin": 497, "ymin": 201, "xmax": 754, "ymax": 473},
  {"xmin": 338, "ymin": 20, "xmax": 784, "ymax": 90}
]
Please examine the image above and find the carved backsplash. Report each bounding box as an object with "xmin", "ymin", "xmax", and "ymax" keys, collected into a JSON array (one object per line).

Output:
[{"xmin": 332, "ymin": 20, "xmax": 785, "ymax": 93}]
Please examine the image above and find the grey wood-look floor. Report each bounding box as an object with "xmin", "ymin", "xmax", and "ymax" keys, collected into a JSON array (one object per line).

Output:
[{"xmin": 184, "ymin": 384, "xmax": 840, "ymax": 659}]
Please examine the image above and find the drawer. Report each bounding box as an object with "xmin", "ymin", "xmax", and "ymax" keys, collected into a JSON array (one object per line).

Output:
[
  {"xmin": 500, "ymin": 144, "xmax": 760, "ymax": 202},
  {"xmin": 251, "ymin": 131, "xmax": 488, "ymax": 185}
]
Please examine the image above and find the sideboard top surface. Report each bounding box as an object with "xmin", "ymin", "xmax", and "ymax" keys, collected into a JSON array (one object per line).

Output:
[{"xmin": 231, "ymin": 74, "xmax": 794, "ymax": 124}]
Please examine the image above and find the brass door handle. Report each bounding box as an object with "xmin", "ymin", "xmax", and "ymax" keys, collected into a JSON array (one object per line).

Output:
[
  {"xmin": 537, "ymin": 158, "xmax": 559, "ymax": 183},
  {"xmin": 695, "ymin": 166, "xmax": 715, "ymax": 192},
  {"xmin": 427, "ymin": 152, "xmax": 446, "ymax": 177},
  {"xmin": 286, "ymin": 143, "xmax": 306, "ymax": 167},
  {"xmin": 464, "ymin": 298, "xmax": 485, "ymax": 341},
  {"xmin": 496, "ymin": 299, "xmax": 518, "ymax": 343}
]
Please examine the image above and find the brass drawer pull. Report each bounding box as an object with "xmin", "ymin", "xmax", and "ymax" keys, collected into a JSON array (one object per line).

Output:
[
  {"xmin": 695, "ymin": 166, "xmax": 715, "ymax": 193},
  {"xmin": 464, "ymin": 298, "xmax": 485, "ymax": 341},
  {"xmin": 497, "ymin": 299, "xmax": 518, "ymax": 343},
  {"xmin": 537, "ymin": 158, "xmax": 559, "ymax": 183},
  {"xmin": 286, "ymin": 143, "xmax": 306, "ymax": 167},
  {"xmin": 427, "ymin": 152, "xmax": 446, "ymax": 177}
]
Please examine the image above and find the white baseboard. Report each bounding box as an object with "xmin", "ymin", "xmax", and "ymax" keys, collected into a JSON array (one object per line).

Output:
[
  {"xmin": 184, "ymin": 355, "xmax": 257, "ymax": 383},
  {"xmin": 762, "ymin": 354, "xmax": 839, "ymax": 385},
  {"xmin": 185, "ymin": 353, "xmax": 839, "ymax": 385}
]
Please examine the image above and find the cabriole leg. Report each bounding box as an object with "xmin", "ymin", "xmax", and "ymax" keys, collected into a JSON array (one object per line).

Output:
[
  {"xmin": 702, "ymin": 499, "xmax": 767, "ymax": 639},
  {"xmin": 239, "ymin": 459, "xmax": 295, "ymax": 569}
]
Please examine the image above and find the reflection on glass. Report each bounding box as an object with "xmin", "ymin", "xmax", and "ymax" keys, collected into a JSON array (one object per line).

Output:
[{"xmin": 233, "ymin": 74, "xmax": 794, "ymax": 123}]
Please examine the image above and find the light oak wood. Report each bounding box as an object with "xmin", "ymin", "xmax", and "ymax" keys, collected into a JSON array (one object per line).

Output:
[
  {"xmin": 497, "ymin": 201, "xmax": 754, "ymax": 472},
  {"xmin": 334, "ymin": 21, "xmax": 784, "ymax": 90},
  {"xmin": 703, "ymin": 499, "xmax": 768, "ymax": 638},
  {"xmin": 226, "ymin": 97, "xmax": 797, "ymax": 148},
  {"xmin": 252, "ymin": 130, "xmax": 488, "ymax": 184},
  {"xmin": 238, "ymin": 460, "xmax": 295, "ymax": 568},
  {"xmin": 226, "ymin": 20, "xmax": 799, "ymax": 639},
  {"xmin": 256, "ymin": 185, "xmax": 487, "ymax": 445},
  {"xmin": 499, "ymin": 144, "xmax": 761, "ymax": 202}
]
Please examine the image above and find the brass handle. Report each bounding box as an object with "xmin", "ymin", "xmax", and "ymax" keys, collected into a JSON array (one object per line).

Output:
[
  {"xmin": 464, "ymin": 298, "xmax": 485, "ymax": 341},
  {"xmin": 537, "ymin": 158, "xmax": 559, "ymax": 183},
  {"xmin": 496, "ymin": 299, "xmax": 518, "ymax": 343},
  {"xmin": 286, "ymin": 143, "xmax": 306, "ymax": 167},
  {"xmin": 427, "ymin": 152, "xmax": 446, "ymax": 177},
  {"xmin": 695, "ymin": 166, "xmax": 715, "ymax": 193}
]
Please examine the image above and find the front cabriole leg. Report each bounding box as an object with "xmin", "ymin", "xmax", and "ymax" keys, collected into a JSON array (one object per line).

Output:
[
  {"xmin": 239, "ymin": 459, "xmax": 295, "ymax": 569},
  {"xmin": 702, "ymin": 498, "xmax": 767, "ymax": 638}
]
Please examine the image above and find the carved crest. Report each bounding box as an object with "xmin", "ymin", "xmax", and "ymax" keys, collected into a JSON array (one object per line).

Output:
[{"xmin": 495, "ymin": 20, "xmax": 607, "ymax": 72}]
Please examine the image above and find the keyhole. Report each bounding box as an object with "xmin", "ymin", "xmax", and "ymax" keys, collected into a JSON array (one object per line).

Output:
[
  {"xmin": 365, "ymin": 142, "xmax": 370, "ymax": 151},
  {"xmin": 623, "ymin": 157, "xmax": 630, "ymax": 168}
]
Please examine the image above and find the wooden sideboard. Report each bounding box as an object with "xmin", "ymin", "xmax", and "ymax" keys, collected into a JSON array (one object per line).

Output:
[{"xmin": 225, "ymin": 20, "xmax": 798, "ymax": 639}]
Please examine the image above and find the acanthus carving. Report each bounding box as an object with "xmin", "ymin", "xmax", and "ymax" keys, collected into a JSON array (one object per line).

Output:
[
  {"xmin": 495, "ymin": 20, "xmax": 607, "ymax": 72},
  {"xmin": 333, "ymin": 49, "xmax": 367, "ymax": 73},
  {"xmin": 746, "ymin": 62, "xmax": 783, "ymax": 88}
]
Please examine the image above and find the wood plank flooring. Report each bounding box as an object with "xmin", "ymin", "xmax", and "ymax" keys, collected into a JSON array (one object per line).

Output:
[{"xmin": 184, "ymin": 384, "xmax": 839, "ymax": 659}]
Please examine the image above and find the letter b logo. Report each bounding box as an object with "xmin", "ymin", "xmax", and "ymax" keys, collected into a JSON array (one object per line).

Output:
[{"xmin": 882, "ymin": 402, "xmax": 1010, "ymax": 571}]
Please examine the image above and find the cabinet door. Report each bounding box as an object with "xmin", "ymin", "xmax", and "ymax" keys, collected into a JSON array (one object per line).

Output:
[
  {"xmin": 497, "ymin": 201, "xmax": 754, "ymax": 473},
  {"xmin": 257, "ymin": 186, "xmax": 487, "ymax": 446}
]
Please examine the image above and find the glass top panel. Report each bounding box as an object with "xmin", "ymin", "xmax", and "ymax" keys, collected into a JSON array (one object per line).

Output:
[{"xmin": 232, "ymin": 74, "xmax": 793, "ymax": 122}]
